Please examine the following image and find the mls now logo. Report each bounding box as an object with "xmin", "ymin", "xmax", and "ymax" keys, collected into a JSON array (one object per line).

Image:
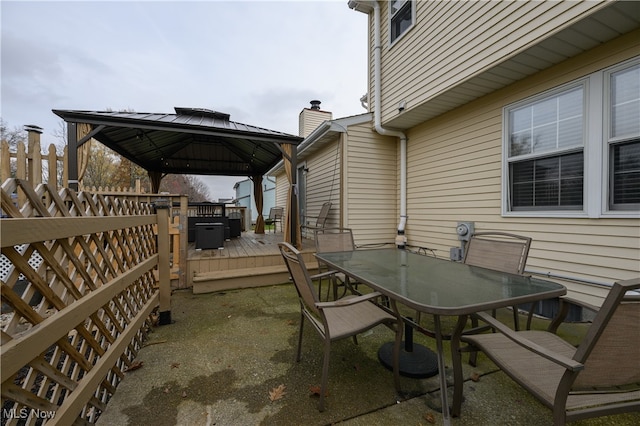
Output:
[{"xmin": 2, "ymin": 408, "xmax": 56, "ymax": 420}]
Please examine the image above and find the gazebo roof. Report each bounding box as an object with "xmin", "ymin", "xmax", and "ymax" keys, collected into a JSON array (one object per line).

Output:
[{"xmin": 53, "ymin": 107, "xmax": 303, "ymax": 177}]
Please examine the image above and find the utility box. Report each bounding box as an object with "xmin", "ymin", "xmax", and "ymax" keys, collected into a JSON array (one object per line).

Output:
[
  {"xmin": 450, "ymin": 247, "xmax": 463, "ymax": 261},
  {"xmin": 195, "ymin": 223, "xmax": 224, "ymax": 250}
]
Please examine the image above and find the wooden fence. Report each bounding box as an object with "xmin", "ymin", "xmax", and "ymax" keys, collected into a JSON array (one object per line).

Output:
[
  {"xmin": 0, "ymin": 179, "xmax": 172, "ymax": 424},
  {"xmin": 1, "ymin": 129, "xmax": 148, "ymax": 200},
  {"xmin": 1, "ymin": 132, "xmax": 67, "ymax": 206},
  {"xmin": 2, "ymin": 128, "xmax": 188, "ymax": 289}
]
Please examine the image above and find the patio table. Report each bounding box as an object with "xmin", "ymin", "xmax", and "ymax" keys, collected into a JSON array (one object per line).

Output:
[{"xmin": 315, "ymin": 248, "xmax": 566, "ymax": 425}]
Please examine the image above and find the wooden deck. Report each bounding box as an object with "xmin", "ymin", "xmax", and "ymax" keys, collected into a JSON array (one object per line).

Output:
[
  {"xmin": 188, "ymin": 230, "xmax": 314, "ymax": 259},
  {"xmin": 187, "ymin": 231, "xmax": 317, "ymax": 293}
]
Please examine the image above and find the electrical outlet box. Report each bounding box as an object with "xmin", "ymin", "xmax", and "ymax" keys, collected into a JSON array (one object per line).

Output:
[{"xmin": 450, "ymin": 247, "xmax": 463, "ymax": 261}]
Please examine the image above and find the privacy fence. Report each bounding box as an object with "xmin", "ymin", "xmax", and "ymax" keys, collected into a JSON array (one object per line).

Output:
[
  {"xmin": 0, "ymin": 178, "xmax": 173, "ymax": 424},
  {"xmin": 1, "ymin": 128, "xmax": 148, "ymax": 201},
  {"xmin": 2, "ymin": 128, "xmax": 188, "ymax": 290}
]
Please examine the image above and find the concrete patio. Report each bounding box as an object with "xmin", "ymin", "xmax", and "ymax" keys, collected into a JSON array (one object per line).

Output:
[{"xmin": 97, "ymin": 284, "xmax": 639, "ymax": 426}]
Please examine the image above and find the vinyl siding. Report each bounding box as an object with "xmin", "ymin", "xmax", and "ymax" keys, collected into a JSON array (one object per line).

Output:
[
  {"xmin": 272, "ymin": 138, "xmax": 342, "ymax": 231},
  {"xmin": 404, "ymin": 34, "xmax": 640, "ymax": 284},
  {"xmin": 344, "ymin": 122, "xmax": 398, "ymax": 246},
  {"xmin": 299, "ymin": 109, "xmax": 332, "ymax": 138},
  {"xmin": 302, "ymin": 138, "xmax": 342, "ymax": 229},
  {"xmin": 274, "ymin": 124, "xmax": 397, "ymax": 245},
  {"xmin": 375, "ymin": 0, "xmax": 610, "ymax": 124},
  {"xmin": 274, "ymin": 170, "xmax": 288, "ymax": 212}
]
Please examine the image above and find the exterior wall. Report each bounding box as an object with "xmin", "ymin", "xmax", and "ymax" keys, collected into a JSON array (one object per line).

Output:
[
  {"xmin": 273, "ymin": 169, "xmax": 288, "ymax": 211},
  {"xmin": 263, "ymin": 179, "xmax": 276, "ymax": 219},
  {"xmin": 299, "ymin": 108, "xmax": 332, "ymax": 137},
  {"xmin": 234, "ymin": 179, "xmax": 253, "ymax": 219},
  {"xmin": 234, "ymin": 178, "xmax": 276, "ymax": 222},
  {"xmin": 301, "ymin": 138, "xmax": 342, "ymax": 229},
  {"xmin": 344, "ymin": 122, "xmax": 398, "ymax": 246},
  {"xmin": 373, "ymin": 0, "xmax": 610, "ymax": 124},
  {"xmin": 403, "ymin": 33, "xmax": 640, "ymax": 284},
  {"xmin": 272, "ymin": 122, "xmax": 398, "ymax": 246}
]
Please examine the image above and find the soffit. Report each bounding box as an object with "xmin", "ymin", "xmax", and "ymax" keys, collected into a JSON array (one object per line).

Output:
[{"xmin": 385, "ymin": 1, "xmax": 640, "ymax": 129}]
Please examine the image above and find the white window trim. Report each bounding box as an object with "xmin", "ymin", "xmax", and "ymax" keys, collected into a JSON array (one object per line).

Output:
[
  {"xmin": 502, "ymin": 57, "xmax": 640, "ymax": 219},
  {"xmin": 601, "ymin": 58, "xmax": 640, "ymax": 216},
  {"xmin": 389, "ymin": 0, "xmax": 416, "ymax": 47}
]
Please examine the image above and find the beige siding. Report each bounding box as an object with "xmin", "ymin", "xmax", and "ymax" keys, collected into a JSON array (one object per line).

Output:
[
  {"xmin": 302, "ymin": 137, "xmax": 342, "ymax": 229},
  {"xmin": 299, "ymin": 108, "xmax": 332, "ymax": 137},
  {"xmin": 344, "ymin": 122, "xmax": 398, "ymax": 246},
  {"xmin": 274, "ymin": 170, "xmax": 288, "ymax": 211},
  {"xmin": 404, "ymin": 34, "xmax": 640, "ymax": 284},
  {"xmin": 375, "ymin": 0, "xmax": 609, "ymax": 124}
]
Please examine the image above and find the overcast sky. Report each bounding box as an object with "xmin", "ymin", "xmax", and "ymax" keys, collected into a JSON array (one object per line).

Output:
[{"xmin": 1, "ymin": 0, "xmax": 369, "ymax": 199}]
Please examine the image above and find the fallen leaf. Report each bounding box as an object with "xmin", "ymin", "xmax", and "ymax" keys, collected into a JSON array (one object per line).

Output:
[
  {"xmin": 163, "ymin": 387, "xmax": 170, "ymax": 394},
  {"xmin": 471, "ymin": 372, "xmax": 481, "ymax": 382},
  {"xmin": 423, "ymin": 412, "xmax": 436, "ymax": 423},
  {"xmin": 309, "ymin": 385, "xmax": 329, "ymax": 397},
  {"xmin": 171, "ymin": 362, "xmax": 180, "ymax": 369},
  {"xmin": 124, "ymin": 361, "xmax": 144, "ymax": 372},
  {"xmin": 269, "ymin": 384, "xmax": 286, "ymax": 401}
]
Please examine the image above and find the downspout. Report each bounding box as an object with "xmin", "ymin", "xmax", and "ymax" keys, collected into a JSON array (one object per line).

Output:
[{"xmin": 350, "ymin": 0, "xmax": 407, "ymax": 248}]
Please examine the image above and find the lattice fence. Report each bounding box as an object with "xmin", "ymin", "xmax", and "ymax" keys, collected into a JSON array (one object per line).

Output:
[{"xmin": 1, "ymin": 179, "xmax": 165, "ymax": 424}]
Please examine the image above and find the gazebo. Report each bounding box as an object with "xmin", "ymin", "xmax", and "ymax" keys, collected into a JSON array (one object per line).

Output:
[{"xmin": 53, "ymin": 107, "xmax": 303, "ymax": 246}]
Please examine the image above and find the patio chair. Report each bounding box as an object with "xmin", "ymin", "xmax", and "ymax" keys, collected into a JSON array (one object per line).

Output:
[
  {"xmin": 264, "ymin": 207, "xmax": 283, "ymax": 233},
  {"xmin": 301, "ymin": 201, "xmax": 331, "ymax": 238},
  {"xmin": 463, "ymin": 232, "xmax": 532, "ymax": 331},
  {"xmin": 278, "ymin": 242, "xmax": 402, "ymax": 412},
  {"xmin": 314, "ymin": 227, "xmax": 360, "ymax": 300},
  {"xmin": 453, "ymin": 277, "xmax": 640, "ymax": 425}
]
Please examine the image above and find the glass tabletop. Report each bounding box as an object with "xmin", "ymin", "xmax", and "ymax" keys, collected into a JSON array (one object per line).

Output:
[{"xmin": 316, "ymin": 248, "xmax": 566, "ymax": 315}]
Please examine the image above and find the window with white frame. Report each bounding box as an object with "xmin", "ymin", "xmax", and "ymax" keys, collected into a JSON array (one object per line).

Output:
[
  {"xmin": 607, "ymin": 63, "xmax": 640, "ymax": 210},
  {"xmin": 390, "ymin": 0, "xmax": 414, "ymax": 44},
  {"xmin": 504, "ymin": 57, "xmax": 640, "ymax": 216},
  {"xmin": 507, "ymin": 85, "xmax": 585, "ymax": 211}
]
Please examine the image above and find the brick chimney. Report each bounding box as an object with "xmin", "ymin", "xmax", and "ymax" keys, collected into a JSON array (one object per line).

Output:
[{"xmin": 298, "ymin": 100, "xmax": 332, "ymax": 138}]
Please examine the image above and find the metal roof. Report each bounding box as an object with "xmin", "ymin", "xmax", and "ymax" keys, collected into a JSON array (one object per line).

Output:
[{"xmin": 53, "ymin": 108, "xmax": 303, "ymax": 177}]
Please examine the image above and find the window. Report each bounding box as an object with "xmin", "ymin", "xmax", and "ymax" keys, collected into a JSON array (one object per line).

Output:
[
  {"xmin": 507, "ymin": 85, "xmax": 585, "ymax": 211},
  {"xmin": 607, "ymin": 63, "xmax": 640, "ymax": 210},
  {"xmin": 390, "ymin": 0, "xmax": 414, "ymax": 44},
  {"xmin": 503, "ymin": 57, "xmax": 639, "ymax": 216}
]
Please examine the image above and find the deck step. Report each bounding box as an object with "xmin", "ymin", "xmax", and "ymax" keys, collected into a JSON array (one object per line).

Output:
[{"xmin": 192, "ymin": 261, "xmax": 318, "ymax": 294}]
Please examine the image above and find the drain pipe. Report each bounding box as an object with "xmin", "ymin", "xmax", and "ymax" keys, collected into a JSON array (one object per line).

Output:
[{"xmin": 349, "ymin": 0, "xmax": 408, "ymax": 248}]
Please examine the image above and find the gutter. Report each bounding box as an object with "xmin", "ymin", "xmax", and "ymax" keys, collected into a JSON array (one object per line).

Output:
[{"xmin": 349, "ymin": 0, "xmax": 408, "ymax": 248}]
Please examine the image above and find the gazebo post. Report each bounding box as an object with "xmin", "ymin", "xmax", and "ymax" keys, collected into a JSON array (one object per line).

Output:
[
  {"xmin": 289, "ymin": 144, "xmax": 299, "ymax": 247},
  {"xmin": 154, "ymin": 197, "xmax": 172, "ymax": 325},
  {"xmin": 67, "ymin": 122, "xmax": 78, "ymax": 191}
]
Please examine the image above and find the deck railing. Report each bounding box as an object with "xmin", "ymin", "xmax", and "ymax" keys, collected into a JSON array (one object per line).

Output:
[{"xmin": 0, "ymin": 179, "xmax": 172, "ymax": 424}]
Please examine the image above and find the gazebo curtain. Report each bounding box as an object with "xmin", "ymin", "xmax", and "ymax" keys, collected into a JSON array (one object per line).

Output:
[
  {"xmin": 252, "ymin": 175, "xmax": 265, "ymax": 234},
  {"xmin": 76, "ymin": 123, "xmax": 92, "ymax": 187},
  {"xmin": 283, "ymin": 143, "xmax": 301, "ymax": 248},
  {"xmin": 149, "ymin": 171, "xmax": 162, "ymax": 194}
]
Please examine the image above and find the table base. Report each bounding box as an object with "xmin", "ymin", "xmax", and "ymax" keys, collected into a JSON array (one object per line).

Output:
[{"xmin": 377, "ymin": 341, "xmax": 439, "ymax": 379}]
